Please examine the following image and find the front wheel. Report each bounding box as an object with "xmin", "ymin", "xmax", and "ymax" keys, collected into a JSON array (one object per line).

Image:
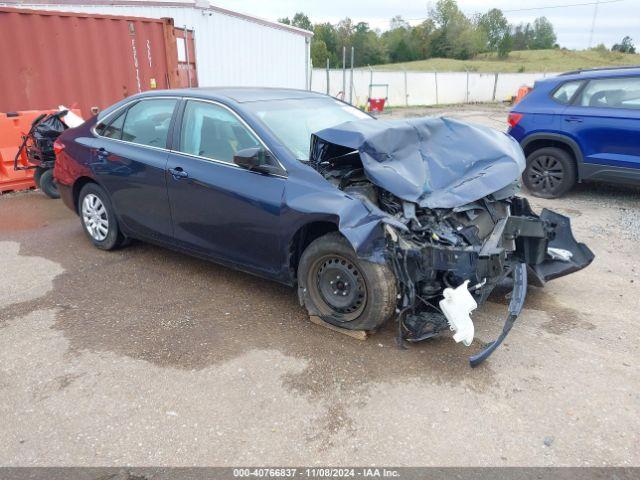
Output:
[
  {"xmin": 78, "ymin": 183, "xmax": 126, "ymax": 250},
  {"xmin": 298, "ymin": 232, "xmax": 397, "ymax": 331},
  {"xmin": 523, "ymin": 147, "xmax": 576, "ymax": 198}
]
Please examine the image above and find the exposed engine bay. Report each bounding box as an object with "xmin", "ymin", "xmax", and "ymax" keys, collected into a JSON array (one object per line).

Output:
[{"xmin": 308, "ymin": 116, "xmax": 594, "ymax": 365}]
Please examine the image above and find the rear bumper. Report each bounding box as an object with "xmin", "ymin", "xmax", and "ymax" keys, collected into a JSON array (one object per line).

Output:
[{"xmin": 57, "ymin": 182, "xmax": 75, "ymax": 213}]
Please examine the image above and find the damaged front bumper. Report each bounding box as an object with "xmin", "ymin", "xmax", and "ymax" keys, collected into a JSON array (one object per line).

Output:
[{"xmin": 387, "ymin": 198, "xmax": 594, "ymax": 366}]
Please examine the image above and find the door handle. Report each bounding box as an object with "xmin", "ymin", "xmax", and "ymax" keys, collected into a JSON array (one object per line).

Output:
[
  {"xmin": 96, "ymin": 147, "xmax": 110, "ymax": 157},
  {"xmin": 564, "ymin": 117, "xmax": 583, "ymax": 123},
  {"xmin": 169, "ymin": 167, "xmax": 189, "ymax": 179}
]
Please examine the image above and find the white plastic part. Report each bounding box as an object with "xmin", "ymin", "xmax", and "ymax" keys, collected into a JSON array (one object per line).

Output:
[
  {"xmin": 58, "ymin": 106, "xmax": 84, "ymax": 128},
  {"xmin": 547, "ymin": 247, "xmax": 573, "ymax": 262},
  {"xmin": 439, "ymin": 280, "xmax": 477, "ymax": 347}
]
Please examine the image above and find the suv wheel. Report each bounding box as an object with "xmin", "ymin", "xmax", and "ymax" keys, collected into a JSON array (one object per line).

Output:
[
  {"xmin": 298, "ymin": 232, "xmax": 397, "ymax": 331},
  {"xmin": 78, "ymin": 183, "xmax": 126, "ymax": 250},
  {"xmin": 523, "ymin": 147, "xmax": 576, "ymax": 198}
]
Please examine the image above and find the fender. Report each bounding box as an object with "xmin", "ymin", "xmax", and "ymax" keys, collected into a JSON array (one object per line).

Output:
[{"xmin": 520, "ymin": 132, "xmax": 586, "ymax": 180}]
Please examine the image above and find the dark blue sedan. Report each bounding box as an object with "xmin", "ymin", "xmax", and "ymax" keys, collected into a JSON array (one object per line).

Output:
[{"xmin": 54, "ymin": 88, "xmax": 593, "ymax": 365}]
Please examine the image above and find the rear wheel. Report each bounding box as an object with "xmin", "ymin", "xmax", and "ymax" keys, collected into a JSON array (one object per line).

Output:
[
  {"xmin": 39, "ymin": 169, "xmax": 60, "ymax": 199},
  {"xmin": 523, "ymin": 147, "xmax": 576, "ymax": 198},
  {"xmin": 78, "ymin": 183, "xmax": 126, "ymax": 250},
  {"xmin": 298, "ymin": 232, "xmax": 397, "ymax": 331}
]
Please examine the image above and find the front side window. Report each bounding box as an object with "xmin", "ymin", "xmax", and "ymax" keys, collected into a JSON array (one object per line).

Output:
[
  {"xmin": 120, "ymin": 98, "xmax": 177, "ymax": 147},
  {"xmin": 577, "ymin": 76, "xmax": 640, "ymax": 109},
  {"xmin": 551, "ymin": 80, "xmax": 583, "ymax": 105},
  {"xmin": 178, "ymin": 100, "xmax": 260, "ymax": 163}
]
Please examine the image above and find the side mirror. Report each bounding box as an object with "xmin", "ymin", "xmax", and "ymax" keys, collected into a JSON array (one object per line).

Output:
[{"xmin": 233, "ymin": 147, "xmax": 283, "ymax": 175}]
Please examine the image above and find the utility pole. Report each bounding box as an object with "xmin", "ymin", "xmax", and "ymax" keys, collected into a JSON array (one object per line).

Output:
[
  {"xmin": 349, "ymin": 46, "xmax": 354, "ymax": 104},
  {"xmin": 588, "ymin": 0, "xmax": 600, "ymax": 48},
  {"xmin": 342, "ymin": 46, "xmax": 346, "ymax": 100}
]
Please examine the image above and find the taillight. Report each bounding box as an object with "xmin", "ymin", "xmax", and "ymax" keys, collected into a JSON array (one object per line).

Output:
[
  {"xmin": 53, "ymin": 139, "xmax": 65, "ymax": 156},
  {"xmin": 507, "ymin": 112, "xmax": 523, "ymax": 128}
]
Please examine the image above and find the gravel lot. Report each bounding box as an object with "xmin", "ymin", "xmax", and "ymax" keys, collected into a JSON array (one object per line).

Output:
[{"xmin": 1, "ymin": 104, "xmax": 639, "ymax": 467}]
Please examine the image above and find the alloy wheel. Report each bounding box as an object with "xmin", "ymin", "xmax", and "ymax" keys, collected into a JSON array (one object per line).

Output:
[
  {"xmin": 82, "ymin": 193, "xmax": 109, "ymax": 241},
  {"xmin": 527, "ymin": 155, "xmax": 565, "ymax": 194}
]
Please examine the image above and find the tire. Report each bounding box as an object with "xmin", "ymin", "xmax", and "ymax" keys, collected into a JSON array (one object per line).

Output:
[
  {"xmin": 523, "ymin": 147, "xmax": 576, "ymax": 199},
  {"xmin": 78, "ymin": 183, "xmax": 126, "ymax": 250},
  {"xmin": 39, "ymin": 169, "xmax": 60, "ymax": 199},
  {"xmin": 33, "ymin": 167, "xmax": 45, "ymax": 189},
  {"xmin": 298, "ymin": 232, "xmax": 397, "ymax": 331}
]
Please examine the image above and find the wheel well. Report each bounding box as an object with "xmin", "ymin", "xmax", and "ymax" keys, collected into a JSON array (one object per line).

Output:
[
  {"xmin": 288, "ymin": 221, "xmax": 339, "ymax": 279},
  {"xmin": 523, "ymin": 138, "xmax": 579, "ymax": 178},
  {"xmin": 72, "ymin": 177, "xmax": 97, "ymax": 213}
]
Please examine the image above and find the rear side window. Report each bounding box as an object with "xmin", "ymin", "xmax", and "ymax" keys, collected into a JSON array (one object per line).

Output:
[
  {"xmin": 551, "ymin": 80, "xmax": 583, "ymax": 104},
  {"xmin": 97, "ymin": 111, "xmax": 125, "ymax": 139},
  {"xmin": 121, "ymin": 99, "xmax": 177, "ymax": 147},
  {"xmin": 578, "ymin": 77, "xmax": 640, "ymax": 109}
]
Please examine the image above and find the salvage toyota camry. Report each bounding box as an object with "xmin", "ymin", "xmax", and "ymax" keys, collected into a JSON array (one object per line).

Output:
[{"xmin": 54, "ymin": 88, "xmax": 594, "ymax": 365}]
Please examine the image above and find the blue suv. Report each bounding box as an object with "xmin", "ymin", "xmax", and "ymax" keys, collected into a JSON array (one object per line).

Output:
[{"xmin": 508, "ymin": 66, "xmax": 640, "ymax": 198}]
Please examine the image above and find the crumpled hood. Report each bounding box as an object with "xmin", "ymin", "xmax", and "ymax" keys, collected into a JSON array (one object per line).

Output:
[{"xmin": 311, "ymin": 116, "xmax": 526, "ymax": 209}]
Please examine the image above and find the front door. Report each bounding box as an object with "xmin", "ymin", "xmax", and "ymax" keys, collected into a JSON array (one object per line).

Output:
[
  {"xmin": 563, "ymin": 75, "xmax": 640, "ymax": 170},
  {"xmin": 166, "ymin": 99, "xmax": 286, "ymax": 277},
  {"xmin": 91, "ymin": 97, "xmax": 178, "ymax": 241}
]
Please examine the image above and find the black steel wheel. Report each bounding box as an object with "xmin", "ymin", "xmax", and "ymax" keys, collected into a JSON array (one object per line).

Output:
[
  {"xmin": 298, "ymin": 232, "xmax": 397, "ymax": 331},
  {"xmin": 314, "ymin": 254, "xmax": 367, "ymax": 320},
  {"xmin": 523, "ymin": 147, "xmax": 576, "ymax": 198}
]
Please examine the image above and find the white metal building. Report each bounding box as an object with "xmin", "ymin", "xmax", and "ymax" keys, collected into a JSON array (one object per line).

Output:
[{"xmin": 1, "ymin": 0, "xmax": 313, "ymax": 89}]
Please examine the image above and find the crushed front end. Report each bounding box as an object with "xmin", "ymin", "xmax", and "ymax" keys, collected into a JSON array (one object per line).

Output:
[
  {"xmin": 309, "ymin": 116, "xmax": 594, "ymax": 365},
  {"xmin": 381, "ymin": 192, "xmax": 593, "ymax": 365}
]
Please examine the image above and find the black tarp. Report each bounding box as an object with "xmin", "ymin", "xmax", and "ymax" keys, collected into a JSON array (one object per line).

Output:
[{"xmin": 311, "ymin": 116, "xmax": 526, "ymax": 209}]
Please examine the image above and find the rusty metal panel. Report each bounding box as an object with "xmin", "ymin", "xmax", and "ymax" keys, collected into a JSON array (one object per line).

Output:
[
  {"xmin": 0, "ymin": 6, "xmax": 181, "ymax": 114},
  {"xmin": 6, "ymin": 3, "xmax": 310, "ymax": 89},
  {"xmin": 174, "ymin": 26, "xmax": 197, "ymax": 88}
]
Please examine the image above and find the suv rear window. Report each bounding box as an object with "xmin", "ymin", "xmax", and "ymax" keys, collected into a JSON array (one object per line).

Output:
[{"xmin": 552, "ymin": 80, "xmax": 583, "ymax": 104}]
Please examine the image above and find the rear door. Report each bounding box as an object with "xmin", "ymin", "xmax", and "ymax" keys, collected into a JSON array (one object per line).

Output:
[
  {"xmin": 92, "ymin": 97, "xmax": 178, "ymax": 241},
  {"xmin": 562, "ymin": 76, "xmax": 640, "ymax": 170},
  {"xmin": 165, "ymin": 99, "xmax": 286, "ymax": 276}
]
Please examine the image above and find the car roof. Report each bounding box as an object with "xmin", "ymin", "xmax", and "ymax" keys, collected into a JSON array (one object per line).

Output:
[
  {"xmin": 542, "ymin": 66, "xmax": 640, "ymax": 84},
  {"xmin": 135, "ymin": 87, "xmax": 328, "ymax": 103}
]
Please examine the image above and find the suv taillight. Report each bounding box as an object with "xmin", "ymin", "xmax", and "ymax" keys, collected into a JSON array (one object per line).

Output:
[
  {"xmin": 53, "ymin": 139, "xmax": 65, "ymax": 156},
  {"xmin": 507, "ymin": 113, "xmax": 523, "ymax": 128}
]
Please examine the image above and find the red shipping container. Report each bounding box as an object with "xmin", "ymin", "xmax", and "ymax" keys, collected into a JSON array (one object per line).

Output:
[{"xmin": 0, "ymin": 6, "xmax": 195, "ymax": 115}]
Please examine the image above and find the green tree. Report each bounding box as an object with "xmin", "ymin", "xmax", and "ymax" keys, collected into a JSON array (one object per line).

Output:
[
  {"xmin": 311, "ymin": 39, "xmax": 330, "ymax": 67},
  {"xmin": 612, "ymin": 36, "xmax": 636, "ymax": 54},
  {"xmin": 511, "ymin": 23, "xmax": 534, "ymax": 50},
  {"xmin": 351, "ymin": 22, "xmax": 387, "ymax": 66},
  {"xmin": 478, "ymin": 8, "xmax": 511, "ymax": 56},
  {"xmin": 428, "ymin": 0, "xmax": 483, "ymax": 59},
  {"xmin": 313, "ymin": 22, "xmax": 340, "ymax": 66},
  {"xmin": 382, "ymin": 16, "xmax": 419, "ymax": 62},
  {"xmin": 277, "ymin": 12, "xmax": 312, "ymax": 31},
  {"xmin": 531, "ymin": 17, "xmax": 556, "ymax": 49}
]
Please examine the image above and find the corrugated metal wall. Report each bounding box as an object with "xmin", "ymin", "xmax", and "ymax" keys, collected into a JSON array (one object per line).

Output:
[
  {"xmin": 0, "ymin": 7, "xmax": 180, "ymax": 114},
  {"xmin": 8, "ymin": 3, "xmax": 310, "ymax": 90}
]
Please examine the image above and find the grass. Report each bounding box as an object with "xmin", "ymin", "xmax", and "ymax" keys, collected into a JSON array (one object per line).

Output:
[{"xmin": 371, "ymin": 49, "xmax": 640, "ymax": 73}]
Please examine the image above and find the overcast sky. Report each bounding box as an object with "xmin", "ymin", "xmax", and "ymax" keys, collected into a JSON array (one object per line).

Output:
[{"xmin": 214, "ymin": 0, "xmax": 640, "ymax": 49}]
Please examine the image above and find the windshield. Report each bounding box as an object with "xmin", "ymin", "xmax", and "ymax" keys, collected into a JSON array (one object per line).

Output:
[{"xmin": 244, "ymin": 97, "xmax": 372, "ymax": 160}]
